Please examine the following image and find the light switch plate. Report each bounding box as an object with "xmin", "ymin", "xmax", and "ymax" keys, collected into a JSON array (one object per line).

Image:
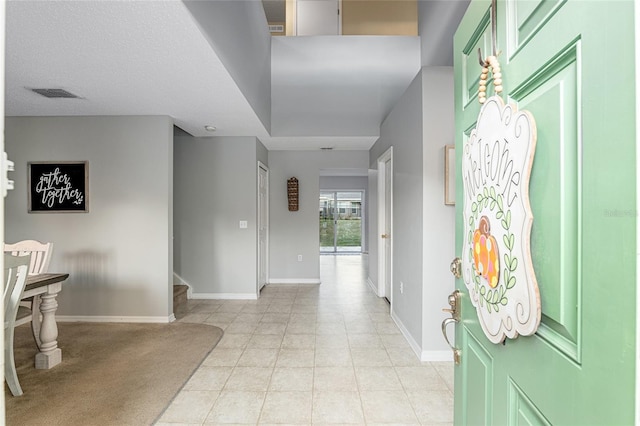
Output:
[{"xmin": 239, "ymin": 220, "xmax": 248, "ymax": 229}]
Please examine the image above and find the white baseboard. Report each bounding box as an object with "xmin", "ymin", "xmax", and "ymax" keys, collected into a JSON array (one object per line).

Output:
[
  {"xmin": 391, "ymin": 310, "xmax": 422, "ymax": 361},
  {"xmin": 268, "ymin": 278, "xmax": 321, "ymax": 285},
  {"xmin": 191, "ymin": 293, "xmax": 258, "ymax": 300},
  {"xmin": 57, "ymin": 315, "xmax": 174, "ymax": 323},
  {"xmin": 367, "ymin": 277, "xmax": 379, "ymax": 296},
  {"xmin": 390, "ymin": 311, "xmax": 454, "ymax": 362},
  {"xmin": 420, "ymin": 350, "xmax": 454, "ymax": 362}
]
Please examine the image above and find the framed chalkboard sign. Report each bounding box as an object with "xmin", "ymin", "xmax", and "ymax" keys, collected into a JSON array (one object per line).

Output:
[{"xmin": 28, "ymin": 161, "xmax": 89, "ymax": 213}]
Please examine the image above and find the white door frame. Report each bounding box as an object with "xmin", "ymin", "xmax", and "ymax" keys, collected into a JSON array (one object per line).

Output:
[
  {"xmin": 377, "ymin": 147, "xmax": 393, "ymax": 300},
  {"xmin": 257, "ymin": 162, "xmax": 269, "ymax": 297}
]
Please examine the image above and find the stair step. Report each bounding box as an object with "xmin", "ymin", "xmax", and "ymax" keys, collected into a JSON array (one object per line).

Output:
[{"xmin": 173, "ymin": 284, "xmax": 188, "ymax": 319}]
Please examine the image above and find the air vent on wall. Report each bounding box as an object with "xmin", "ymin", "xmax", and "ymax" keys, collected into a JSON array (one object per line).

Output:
[
  {"xmin": 269, "ymin": 24, "xmax": 284, "ymax": 33},
  {"xmin": 30, "ymin": 88, "xmax": 80, "ymax": 99}
]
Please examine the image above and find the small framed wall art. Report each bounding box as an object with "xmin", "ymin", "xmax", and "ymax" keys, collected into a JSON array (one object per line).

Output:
[
  {"xmin": 28, "ymin": 161, "xmax": 89, "ymax": 213},
  {"xmin": 287, "ymin": 177, "xmax": 299, "ymax": 211}
]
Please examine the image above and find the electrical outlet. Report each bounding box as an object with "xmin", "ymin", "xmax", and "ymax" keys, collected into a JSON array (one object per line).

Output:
[
  {"xmin": 400, "ymin": 281, "xmax": 404, "ymax": 294},
  {"xmin": 239, "ymin": 220, "xmax": 248, "ymax": 229},
  {"xmin": 297, "ymin": 255, "xmax": 303, "ymax": 262}
]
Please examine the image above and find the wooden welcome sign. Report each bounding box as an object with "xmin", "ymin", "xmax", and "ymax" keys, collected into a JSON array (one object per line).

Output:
[{"xmin": 461, "ymin": 95, "xmax": 540, "ymax": 344}]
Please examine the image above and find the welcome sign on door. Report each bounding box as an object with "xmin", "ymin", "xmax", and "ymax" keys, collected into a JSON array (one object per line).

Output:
[{"xmin": 461, "ymin": 95, "xmax": 540, "ymax": 344}]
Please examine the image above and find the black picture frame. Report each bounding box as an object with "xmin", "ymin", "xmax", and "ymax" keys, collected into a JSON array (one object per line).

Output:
[{"xmin": 28, "ymin": 161, "xmax": 89, "ymax": 213}]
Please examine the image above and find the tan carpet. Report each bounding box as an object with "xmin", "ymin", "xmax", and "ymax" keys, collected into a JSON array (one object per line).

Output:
[{"xmin": 5, "ymin": 321, "xmax": 223, "ymax": 426}]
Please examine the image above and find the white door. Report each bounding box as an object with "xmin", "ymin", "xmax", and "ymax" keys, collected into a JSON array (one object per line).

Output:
[
  {"xmin": 383, "ymin": 157, "xmax": 392, "ymax": 300},
  {"xmin": 257, "ymin": 163, "xmax": 269, "ymax": 292},
  {"xmin": 377, "ymin": 147, "xmax": 392, "ymax": 302},
  {"xmin": 296, "ymin": 0, "xmax": 339, "ymax": 35}
]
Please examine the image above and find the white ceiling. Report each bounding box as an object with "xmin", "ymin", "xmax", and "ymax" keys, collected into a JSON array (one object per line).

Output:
[{"xmin": 5, "ymin": 0, "xmax": 466, "ymax": 151}]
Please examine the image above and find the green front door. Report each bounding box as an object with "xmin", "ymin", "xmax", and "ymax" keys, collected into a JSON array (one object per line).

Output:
[{"xmin": 454, "ymin": 1, "xmax": 636, "ymax": 424}]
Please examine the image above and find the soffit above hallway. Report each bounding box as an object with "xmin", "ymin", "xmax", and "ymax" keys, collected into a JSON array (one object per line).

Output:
[{"xmin": 269, "ymin": 36, "xmax": 421, "ymax": 149}]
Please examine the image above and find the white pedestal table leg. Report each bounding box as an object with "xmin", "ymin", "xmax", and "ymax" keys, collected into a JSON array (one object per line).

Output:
[{"xmin": 35, "ymin": 282, "xmax": 62, "ymax": 369}]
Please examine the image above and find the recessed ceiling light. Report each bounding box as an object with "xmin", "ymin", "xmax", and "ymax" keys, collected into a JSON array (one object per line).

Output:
[{"xmin": 204, "ymin": 125, "xmax": 217, "ymax": 132}]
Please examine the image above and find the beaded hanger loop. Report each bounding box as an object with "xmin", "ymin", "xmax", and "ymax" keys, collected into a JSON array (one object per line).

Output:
[
  {"xmin": 478, "ymin": 55, "xmax": 502, "ymax": 105},
  {"xmin": 477, "ymin": 0, "xmax": 501, "ymax": 105}
]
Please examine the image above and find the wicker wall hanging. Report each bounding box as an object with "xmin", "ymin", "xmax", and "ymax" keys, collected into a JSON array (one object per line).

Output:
[{"xmin": 287, "ymin": 177, "xmax": 299, "ymax": 211}]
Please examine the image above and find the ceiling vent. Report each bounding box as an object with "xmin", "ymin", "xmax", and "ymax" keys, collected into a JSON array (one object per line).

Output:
[
  {"xmin": 320, "ymin": 147, "xmax": 334, "ymax": 150},
  {"xmin": 30, "ymin": 88, "xmax": 80, "ymax": 99}
]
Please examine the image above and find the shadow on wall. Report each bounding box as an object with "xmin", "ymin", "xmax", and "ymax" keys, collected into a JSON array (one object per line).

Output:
[{"xmin": 62, "ymin": 250, "xmax": 111, "ymax": 288}]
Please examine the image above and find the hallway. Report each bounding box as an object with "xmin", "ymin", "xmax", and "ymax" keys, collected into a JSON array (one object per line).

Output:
[{"xmin": 158, "ymin": 255, "xmax": 453, "ymax": 424}]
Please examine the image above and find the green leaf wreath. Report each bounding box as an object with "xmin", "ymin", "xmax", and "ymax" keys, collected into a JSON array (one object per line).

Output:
[{"xmin": 468, "ymin": 186, "xmax": 518, "ymax": 313}]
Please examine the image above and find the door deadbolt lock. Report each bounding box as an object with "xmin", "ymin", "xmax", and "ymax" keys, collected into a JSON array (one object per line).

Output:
[{"xmin": 442, "ymin": 289, "xmax": 461, "ymax": 321}]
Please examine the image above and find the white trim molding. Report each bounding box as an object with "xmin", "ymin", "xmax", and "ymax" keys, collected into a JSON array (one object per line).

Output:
[
  {"xmin": 57, "ymin": 315, "xmax": 175, "ymax": 323},
  {"xmin": 367, "ymin": 277, "xmax": 379, "ymax": 296},
  {"xmin": 390, "ymin": 310, "xmax": 452, "ymax": 362},
  {"xmin": 191, "ymin": 293, "xmax": 258, "ymax": 300},
  {"xmin": 391, "ymin": 310, "xmax": 422, "ymax": 361},
  {"xmin": 421, "ymin": 350, "xmax": 454, "ymax": 362},
  {"xmin": 268, "ymin": 278, "xmax": 321, "ymax": 285}
]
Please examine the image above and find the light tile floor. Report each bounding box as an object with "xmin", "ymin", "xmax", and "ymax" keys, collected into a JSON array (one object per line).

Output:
[{"xmin": 157, "ymin": 255, "xmax": 453, "ymax": 425}]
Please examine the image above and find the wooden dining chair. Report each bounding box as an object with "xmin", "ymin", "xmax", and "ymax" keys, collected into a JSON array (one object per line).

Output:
[
  {"xmin": 4, "ymin": 240, "xmax": 54, "ymax": 349},
  {"xmin": 4, "ymin": 240, "xmax": 53, "ymax": 276},
  {"xmin": 4, "ymin": 253, "xmax": 31, "ymax": 396}
]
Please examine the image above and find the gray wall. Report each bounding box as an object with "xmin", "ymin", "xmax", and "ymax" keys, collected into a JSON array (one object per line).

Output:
[
  {"xmin": 418, "ymin": 0, "xmax": 469, "ymax": 66},
  {"xmin": 420, "ymin": 68, "xmax": 455, "ymax": 356},
  {"xmin": 319, "ymin": 175, "xmax": 369, "ymax": 252},
  {"xmin": 370, "ymin": 71, "xmax": 424, "ymax": 346},
  {"xmin": 367, "ymin": 169, "xmax": 378, "ymax": 287},
  {"xmin": 257, "ymin": 138, "xmax": 269, "ymax": 166},
  {"xmin": 184, "ymin": 0, "xmax": 272, "ymax": 132},
  {"xmin": 368, "ymin": 67, "xmax": 455, "ymax": 358},
  {"xmin": 174, "ymin": 135, "xmax": 263, "ymax": 298},
  {"xmin": 5, "ymin": 116, "xmax": 173, "ymax": 320},
  {"xmin": 268, "ymin": 150, "xmax": 369, "ymax": 282}
]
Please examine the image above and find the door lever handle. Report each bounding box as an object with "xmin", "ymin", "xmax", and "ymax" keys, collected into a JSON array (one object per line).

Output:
[
  {"xmin": 441, "ymin": 317, "xmax": 461, "ymax": 364},
  {"xmin": 441, "ymin": 290, "xmax": 461, "ymax": 364}
]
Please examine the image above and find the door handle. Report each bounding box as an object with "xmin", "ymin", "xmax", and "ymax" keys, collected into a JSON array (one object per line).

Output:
[
  {"xmin": 381, "ymin": 233, "xmax": 389, "ymax": 239},
  {"xmin": 442, "ymin": 317, "xmax": 461, "ymax": 365},
  {"xmin": 441, "ymin": 290, "xmax": 461, "ymax": 364}
]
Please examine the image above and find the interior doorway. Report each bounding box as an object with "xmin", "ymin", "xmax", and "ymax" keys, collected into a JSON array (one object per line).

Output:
[
  {"xmin": 257, "ymin": 162, "xmax": 269, "ymax": 293},
  {"xmin": 319, "ymin": 191, "xmax": 363, "ymax": 254},
  {"xmin": 377, "ymin": 147, "xmax": 392, "ymax": 301}
]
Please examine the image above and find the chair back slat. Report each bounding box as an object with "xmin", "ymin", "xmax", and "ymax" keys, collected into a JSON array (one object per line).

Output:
[
  {"xmin": 4, "ymin": 254, "xmax": 30, "ymax": 321},
  {"xmin": 4, "ymin": 240, "xmax": 53, "ymax": 276}
]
